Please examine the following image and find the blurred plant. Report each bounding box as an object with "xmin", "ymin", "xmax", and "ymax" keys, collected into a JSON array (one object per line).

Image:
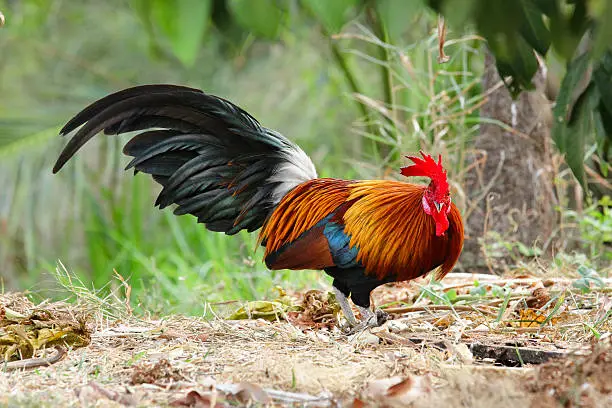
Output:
[
  {"xmin": 481, "ymin": 231, "xmax": 544, "ymax": 258},
  {"xmin": 469, "ymin": 280, "xmax": 512, "ymax": 298},
  {"xmin": 427, "ymin": 0, "xmax": 612, "ymax": 197},
  {"xmin": 131, "ymin": 0, "xmax": 213, "ymax": 66},
  {"xmin": 0, "ymin": 0, "xmax": 346, "ymax": 308},
  {"xmin": 131, "ymin": 0, "xmax": 612, "ymax": 196},
  {"xmin": 4, "ymin": 0, "xmax": 609, "ymax": 314},
  {"xmin": 563, "ymin": 195, "xmax": 612, "ymax": 263},
  {"xmin": 417, "ymin": 280, "xmax": 457, "ymax": 305},
  {"xmin": 0, "ymin": 1, "xmax": 484, "ymax": 310},
  {"xmin": 130, "ymin": 0, "xmax": 416, "ymax": 153},
  {"xmin": 572, "ymin": 264, "xmax": 606, "ymax": 293}
]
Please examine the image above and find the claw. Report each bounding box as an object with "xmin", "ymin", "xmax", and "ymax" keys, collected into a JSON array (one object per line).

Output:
[
  {"xmin": 332, "ymin": 286, "xmax": 388, "ymax": 334},
  {"xmin": 375, "ymin": 308, "xmax": 389, "ymax": 325},
  {"xmin": 343, "ymin": 306, "xmax": 388, "ymax": 335}
]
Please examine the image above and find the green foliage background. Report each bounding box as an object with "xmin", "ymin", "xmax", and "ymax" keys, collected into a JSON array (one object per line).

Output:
[{"xmin": 0, "ymin": 0, "xmax": 610, "ymax": 314}]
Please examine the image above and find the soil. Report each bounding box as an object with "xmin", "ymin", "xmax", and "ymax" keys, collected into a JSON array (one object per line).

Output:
[{"xmin": 1, "ymin": 272, "xmax": 610, "ymax": 407}]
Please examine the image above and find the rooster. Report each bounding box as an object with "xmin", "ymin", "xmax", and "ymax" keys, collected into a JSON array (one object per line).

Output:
[{"xmin": 53, "ymin": 85, "xmax": 464, "ymax": 332}]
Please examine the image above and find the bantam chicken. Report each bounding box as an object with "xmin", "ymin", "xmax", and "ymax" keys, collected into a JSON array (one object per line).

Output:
[{"xmin": 53, "ymin": 85, "xmax": 464, "ymax": 332}]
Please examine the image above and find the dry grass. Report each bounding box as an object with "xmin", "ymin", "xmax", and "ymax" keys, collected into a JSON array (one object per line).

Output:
[{"xmin": 1, "ymin": 271, "xmax": 611, "ymax": 407}]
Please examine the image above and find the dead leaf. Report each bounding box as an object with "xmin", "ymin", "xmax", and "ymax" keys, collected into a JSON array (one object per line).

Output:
[
  {"xmin": 370, "ymin": 328, "xmax": 413, "ymax": 346},
  {"xmin": 451, "ymin": 342, "xmax": 474, "ymax": 364},
  {"xmin": 157, "ymin": 330, "xmax": 183, "ymax": 340},
  {"xmin": 433, "ymin": 314, "xmax": 454, "ymax": 329},
  {"xmin": 519, "ymin": 309, "xmax": 559, "ymax": 328},
  {"xmin": 0, "ymin": 293, "xmax": 35, "ymax": 321},
  {"xmin": 231, "ymin": 382, "xmax": 271, "ymax": 405},
  {"xmin": 526, "ymin": 287, "xmax": 551, "ymax": 309},
  {"xmin": 437, "ymin": 15, "xmax": 450, "ymax": 63},
  {"xmin": 193, "ymin": 333, "xmax": 209, "ymax": 342},
  {"xmin": 172, "ymin": 382, "xmax": 270, "ymax": 407},
  {"xmin": 347, "ymin": 397, "xmax": 367, "ymax": 408},
  {"xmin": 595, "ymin": 295, "xmax": 611, "ymax": 323},
  {"xmin": 171, "ymin": 390, "xmax": 224, "ymax": 408},
  {"xmin": 76, "ymin": 382, "xmax": 137, "ymax": 406},
  {"xmin": 1, "ymin": 321, "xmax": 90, "ymax": 362},
  {"xmin": 228, "ymin": 298, "xmax": 301, "ymax": 321},
  {"xmin": 365, "ymin": 375, "xmax": 432, "ymax": 406},
  {"xmin": 131, "ymin": 358, "xmax": 183, "ymax": 385},
  {"xmin": 1, "ymin": 293, "xmax": 91, "ymax": 363},
  {"xmin": 287, "ymin": 290, "xmax": 341, "ymax": 329}
]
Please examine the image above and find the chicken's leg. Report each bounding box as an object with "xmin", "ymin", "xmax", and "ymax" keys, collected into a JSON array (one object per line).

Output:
[
  {"xmin": 333, "ymin": 286, "xmax": 358, "ymax": 326},
  {"xmin": 333, "ymin": 287, "xmax": 388, "ymax": 334}
]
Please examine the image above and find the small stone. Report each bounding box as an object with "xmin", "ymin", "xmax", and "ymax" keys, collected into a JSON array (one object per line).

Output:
[
  {"xmin": 351, "ymin": 331, "xmax": 380, "ymax": 345},
  {"xmin": 387, "ymin": 320, "xmax": 409, "ymax": 333}
]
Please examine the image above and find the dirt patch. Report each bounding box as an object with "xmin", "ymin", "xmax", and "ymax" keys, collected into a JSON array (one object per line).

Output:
[
  {"xmin": 528, "ymin": 344, "xmax": 612, "ymax": 408},
  {"xmin": 131, "ymin": 358, "xmax": 185, "ymax": 385},
  {"xmin": 1, "ymin": 272, "xmax": 610, "ymax": 407}
]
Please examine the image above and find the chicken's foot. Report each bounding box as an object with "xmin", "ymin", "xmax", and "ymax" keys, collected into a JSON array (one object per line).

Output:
[
  {"xmin": 344, "ymin": 306, "xmax": 388, "ymax": 335},
  {"xmin": 334, "ymin": 287, "xmax": 388, "ymax": 334}
]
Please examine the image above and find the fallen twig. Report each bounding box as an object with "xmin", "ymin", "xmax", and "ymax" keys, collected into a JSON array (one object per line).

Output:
[
  {"xmin": 385, "ymin": 304, "xmax": 472, "ymax": 313},
  {"xmin": 215, "ymin": 383, "xmax": 333, "ymax": 405},
  {"xmin": 369, "ymin": 332, "xmax": 571, "ymax": 367},
  {"xmin": 3, "ymin": 307, "xmax": 26, "ymax": 320},
  {"xmin": 2, "ymin": 346, "xmax": 66, "ymax": 371},
  {"xmin": 384, "ymin": 304, "xmax": 497, "ymax": 317},
  {"xmin": 371, "ymin": 329, "xmax": 417, "ymax": 347},
  {"xmin": 444, "ymin": 275, "xmax": 612, "ymax": 289}
]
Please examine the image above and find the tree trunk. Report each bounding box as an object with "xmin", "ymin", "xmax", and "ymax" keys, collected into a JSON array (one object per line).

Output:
[{"xmin": 461, "ymin": 50, "xmax": 558, "ymax": 272}]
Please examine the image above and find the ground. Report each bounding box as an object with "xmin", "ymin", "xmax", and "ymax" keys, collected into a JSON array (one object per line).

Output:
[{"xmin": 1, "ymin": 272, "xmax": 611, "ymax": 407}]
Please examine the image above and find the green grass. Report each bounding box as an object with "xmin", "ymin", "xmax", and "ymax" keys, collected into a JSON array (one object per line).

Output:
[
  {"xmin": 0, "ymin": 2, "xmax": 511, "ymax": 314},
  {"xmin": 60, "ymin": 174, "xmax": 323, "ymax": 315},
  {"xmin": 1, "ymin": 0, "xmax": 609, "ymax": 318},
  {"xmin": 0, "ymin": 1, "xmax": 356, "ymax": 309}
]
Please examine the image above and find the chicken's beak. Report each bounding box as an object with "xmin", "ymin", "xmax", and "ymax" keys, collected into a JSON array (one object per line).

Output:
[{"xmin": 434, "ymin": 201, "xmax": 443, "ymax": 212}]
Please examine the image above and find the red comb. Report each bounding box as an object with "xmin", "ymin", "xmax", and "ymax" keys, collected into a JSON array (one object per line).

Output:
[{"xmin": 400, "ymin": 151, "xmax": 449, "ymax": 190}]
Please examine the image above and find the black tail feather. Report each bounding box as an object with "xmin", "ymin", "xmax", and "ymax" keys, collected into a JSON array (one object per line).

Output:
[
  {"xmin": 53, "ymin": 84, "xmax": 316, "ymax": 235},
  {"xmin": 131, "ymin": 152, "xmax": 198, "ymax": 177},
  {"xmin": 123, "ymin": 130, "xmax": 183, "ymax": 156},
  {"xmin": 60, "ymin": 84, "xmax": 202, "ymax": 135},
  {"xmin": 152, "ymin": 174, "xmax": 171, "ymax": 187}
]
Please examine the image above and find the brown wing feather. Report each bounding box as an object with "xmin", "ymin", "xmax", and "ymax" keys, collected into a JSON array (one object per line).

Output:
[{"xmin": 264, "ymin": 225, "xmax": 334, "ymax": 270}]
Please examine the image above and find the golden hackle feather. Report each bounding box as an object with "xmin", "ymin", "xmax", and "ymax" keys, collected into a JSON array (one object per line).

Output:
[
  {"xmin": 259, "ymin": 178, "xmax": 350, "ymax": 256},
  {"xmin": 343, "ymin": 180, "xmax": 463, "ymax": 281}
]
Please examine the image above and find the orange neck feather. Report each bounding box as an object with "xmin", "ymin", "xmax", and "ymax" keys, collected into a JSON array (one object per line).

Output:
[{"xmin": 344, "ymin": 180, "xmax": 463, "ymax": 280}]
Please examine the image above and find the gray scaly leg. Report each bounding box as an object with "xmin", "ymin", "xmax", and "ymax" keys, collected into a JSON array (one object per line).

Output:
[{"xmin": 333, "ymin": 286, "xmax": 358, "ymax": 327}]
